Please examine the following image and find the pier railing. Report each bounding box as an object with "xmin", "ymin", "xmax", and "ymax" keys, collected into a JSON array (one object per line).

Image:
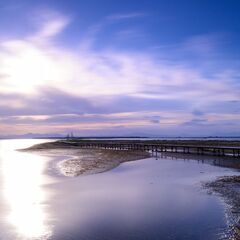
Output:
[{"xmin": 60, "ymin": 141, "xmax": 240, "ymax": 158}]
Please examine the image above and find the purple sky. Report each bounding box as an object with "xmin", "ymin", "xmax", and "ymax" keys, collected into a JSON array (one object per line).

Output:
[{"xmin": 0, "ymin": 0, "xmax": 240, "ymax": 137}]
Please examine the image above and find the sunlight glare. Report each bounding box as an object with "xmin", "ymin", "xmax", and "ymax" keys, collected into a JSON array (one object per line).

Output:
[
  {"xmin": 0, "ymin": 140, "xmax": 52, "ymax": 239},
  {"xmin": 2, "ymin": 44, "xmax": 58, "ymax": 94}
]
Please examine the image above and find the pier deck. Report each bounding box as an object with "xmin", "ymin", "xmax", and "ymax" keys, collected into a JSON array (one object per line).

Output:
[{"xmin": 61, "ymin": 141, "xmax": 240, "ymax": 158}]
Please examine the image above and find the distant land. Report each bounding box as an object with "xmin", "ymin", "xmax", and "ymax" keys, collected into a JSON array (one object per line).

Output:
[{"xmin": 0, "ymin": 133, "xmax": 240, "ymax": 139}]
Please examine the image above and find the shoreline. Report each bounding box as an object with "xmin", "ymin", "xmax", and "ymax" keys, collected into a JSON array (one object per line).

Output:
[
  {"xmin": 205, "ymin": 176, "xmax": 240, "ymax": 240},
  {"xmin": 22, "ymin": 142, "xmax": 150, "ymax": 177},
  {"xmin": 58, "ymin": 149, "xmax": 150, "ymax": 177},
  {"xmin": 22, "ymin": 140, "xmax": 240, "ymax": 239}
]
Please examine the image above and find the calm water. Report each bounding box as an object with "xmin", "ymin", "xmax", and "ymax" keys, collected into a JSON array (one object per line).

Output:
[{"xmin": 0, "ymin": 139, "xmax": 239, "ymax": 240}]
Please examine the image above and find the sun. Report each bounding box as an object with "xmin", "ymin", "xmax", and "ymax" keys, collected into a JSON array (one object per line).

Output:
[{"xmin": 1, "ymin": 41, "xmax": 58, "ymax": 94}]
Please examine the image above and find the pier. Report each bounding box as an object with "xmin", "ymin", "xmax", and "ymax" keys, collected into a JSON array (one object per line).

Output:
[{"xmin": 61, "ymin": 141, "xmax": 240, "ymax": 158}]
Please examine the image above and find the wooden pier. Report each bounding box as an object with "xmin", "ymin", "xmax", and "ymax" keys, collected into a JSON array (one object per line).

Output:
[{"xmin": 62, "ymin": 141, "xmax": 240, "ymax": 158}]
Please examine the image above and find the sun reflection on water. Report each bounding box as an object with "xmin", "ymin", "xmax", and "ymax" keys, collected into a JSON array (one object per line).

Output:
[{"xmin": 0, "ymin": 140, "xmax": 52, "ymax": 239}]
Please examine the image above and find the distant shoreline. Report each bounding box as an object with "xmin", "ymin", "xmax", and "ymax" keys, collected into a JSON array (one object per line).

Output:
[
  {"xmin": 2, "ymin": 136, "xmax": 240, "ymax": 140},
  {"xmin": 63, "ymin": 138, "xmax": 240, "ymax": 146}
]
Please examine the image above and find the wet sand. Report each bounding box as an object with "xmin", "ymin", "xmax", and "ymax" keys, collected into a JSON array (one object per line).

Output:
[
  {"xmin": 205, "ymin": 176, "xmax": 240, "ymax": 239},
  {"xmin": 22, "ymin": 141, "xmax": 150, "ymax": 177}
]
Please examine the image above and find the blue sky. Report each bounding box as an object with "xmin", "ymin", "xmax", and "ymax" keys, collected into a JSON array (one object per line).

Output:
[{"xmin": 0, "ymin": 0, "xmax": 240, "ymax": 136}]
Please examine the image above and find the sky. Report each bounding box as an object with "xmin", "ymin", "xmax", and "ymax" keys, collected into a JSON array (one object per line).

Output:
[{"xmin": 0, "ymin": 0, "xmax": 240, "ymax": 137}]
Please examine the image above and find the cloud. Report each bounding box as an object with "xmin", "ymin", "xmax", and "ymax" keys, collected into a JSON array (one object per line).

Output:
[
  {"xmin": 1, "ymin": 19, "xmax": 239, "ymax": 103},
  {"xmin": 149, "ymin": 119, "xmax": 160, "ymax": 124},
  {"xmin": 0, "ymin": 89, "xmax": 95, "ymax": 116},
  {"xmin": 0, "ymin": 89, "xmax": 190, "ymax": 118},
  {"xmin": 106, "ymin": 12, "xmax": 146, "ymax": 21},
  {"xmin": 192, "ymin": 110, "xmax": 204, "ymax": 116},
  {"xmin": 114, "ymin": 29, "xmax": 146, "ymax": 41},
  {"xmin": 0, "ymin": 10, "xmax": 239, "ymax": 135},
  {"xmin": 80, "ymin": 11, "xmax": 147, "ymax": 48},
  {"xmin": 34, "ymin": 17, "xmax": 69, "ymax": 40},
  {"xmin": 182, "ymin": 118, "xmax": 208, "ymax": 126},
  {"xmin": 30, "ymin": 9, "xmax": 71, "ymax": 41},
  {"xmin": 183, "ymin": 33, "xmax": 222, "ymax": 56}
]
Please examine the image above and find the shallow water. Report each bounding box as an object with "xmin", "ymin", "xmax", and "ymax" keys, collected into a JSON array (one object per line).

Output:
[{"xmin": 0, "ymin": 139, "xmax": 239, "ymax": 240}]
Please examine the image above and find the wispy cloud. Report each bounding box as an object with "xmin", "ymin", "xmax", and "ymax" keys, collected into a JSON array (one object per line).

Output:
[
  {"xmin": 106, "ymin": 12, "xmax": 146, "ymax": 21},
  {"xmin": 30, "ymin": 9, "xmax": 71, "ymax": 42},
  {"xmin": 0, "ymin": 10, "xmax": 239, "ymax": 136}
]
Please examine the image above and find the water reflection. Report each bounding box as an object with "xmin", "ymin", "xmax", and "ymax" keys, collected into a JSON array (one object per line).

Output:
[
  {"xmin": 154, "ymin": 151, "xmax": 240, "ymax": 169},
  {"xmin": 0, "ymin": 140, "xmax": 52, "ymax": 239},
  {"xmin": 0, "ymin": 140, "xmax": 238, "ymax": 240}
]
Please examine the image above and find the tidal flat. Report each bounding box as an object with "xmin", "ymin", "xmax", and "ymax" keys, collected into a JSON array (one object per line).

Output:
[
  {"xmin": 0, "ymin": 139, "xmax": 239, "ymax": 240},
  {"xmin": 22, "ymin": 141, "xmax": 150, "ymax": 176}
]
